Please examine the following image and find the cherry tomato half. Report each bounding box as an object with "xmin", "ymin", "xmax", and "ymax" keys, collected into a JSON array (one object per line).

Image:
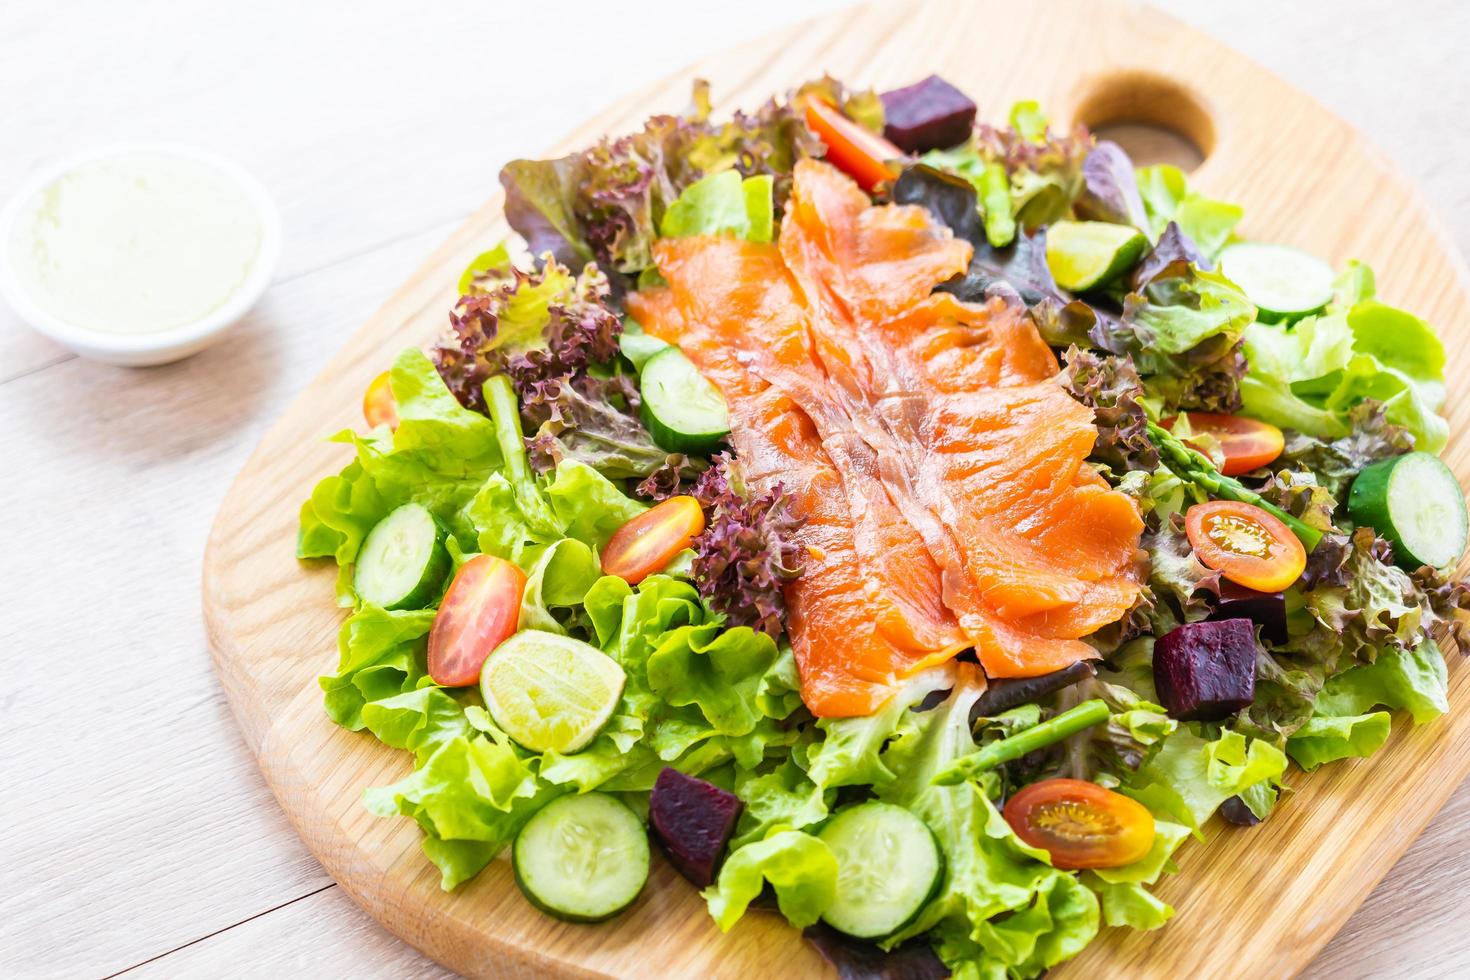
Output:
[
  {"xmin": 602, "ymin": 496, "xmax": 706, "ymax": 585},
  {"xmin": 363, "ymin": 371, "xmax": 398, "ymax": 430},
  {"xmin": 1169, "ymin": 412, "xmax": 1284, "ymax": 476},
  {"xmin": 427, "ymin": 555, "xmax": 526, "ymax": 687},
  {"xmin": 1003, "ymin": 778, "xmax": 1156, "ymax": 870},
  {"xmin": 802, "ymin": 97, "xmax": 905, "ymax": 192},
  {"xmin": 1185, "ymin": 500, "xmax": 1307, "ymax": 593}
]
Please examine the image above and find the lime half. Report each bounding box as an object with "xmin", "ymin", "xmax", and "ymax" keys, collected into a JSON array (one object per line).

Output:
[
  {"xmin": 480, "ymin": 630, "xmax": 626, "ymax": 754},
  {"xmin": 1045, "ymin": 220, "xmax": 1149, "ymax": 292}
]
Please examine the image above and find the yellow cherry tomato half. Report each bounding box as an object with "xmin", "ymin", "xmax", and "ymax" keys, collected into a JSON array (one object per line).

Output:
[
  {"xmin": 1185, "ymin": 500, "xmax": 1307, "ymax": 592},
  {"xmin": 363, "ymin": 371, "xmax": 398, "ymax": 430},
  {"xmin": 601, "ymin": 496, "xmax": 706, "ymax": 585}
]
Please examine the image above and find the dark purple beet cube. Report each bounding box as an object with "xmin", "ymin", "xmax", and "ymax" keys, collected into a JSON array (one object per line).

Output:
[
  {"xmin": 649, "ymin": 767, "xmax": 743, "ymax": 888},
  {"xmin": 880, "ymin": 75, "xmax": 977, "ymax": 153},
  {"xmin": 1153, "ymin": 619, "xmax": 1257, "ymax": 721},
  {"xmin": 1207, "ymin": 580, "xmax": 1288, "ymax": 645}
]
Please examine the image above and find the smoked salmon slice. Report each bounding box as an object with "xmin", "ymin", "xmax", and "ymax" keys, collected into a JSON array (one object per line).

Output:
[{"xmin": 628, "ymin": 160, "xmax": 1143, "ymax": 717}]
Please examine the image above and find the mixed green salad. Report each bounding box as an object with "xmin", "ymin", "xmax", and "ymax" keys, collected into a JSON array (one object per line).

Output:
[{"xmin": 298, "ymin": 74, "xmax": 1468, "ymax": 977}]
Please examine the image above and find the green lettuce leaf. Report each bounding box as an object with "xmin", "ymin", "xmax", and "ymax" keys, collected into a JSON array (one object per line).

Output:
[
  {"xmin": 1240, "ymin": 270, "xmax": 1449, "ymax": 452},
  {"xmin": 362, "ymin": 730, "xmax": 556, "ymax": 889},
  {"xmin": 1135, "ymin": 164, "xmax": 1242, "ymax": 259},
  {"xmin": 659, "ymin": 170, "xmax": 774, "ymax": 243},
  {"xmin": 1123, "ymin": 728, "xmax": 1286, "ymax": 834},
  {"xmin": 360, "ymin": 687, "xmax": 474, "ymax": 763},
  {"xmin": 703, "ymin": 829, "xmax": 838, "ymax": 931},
  {"xmin": 545, "ymin": 459, "xmax": 646, "ymax": 548},
  {"xmin": 1314, "ymin": 641, "xmax": 1449, "ymax": 723},
  {"xmin": 319, "ymin": 606, "xmax": 436, "ymax": 730},
  {"xmin": 1285, "ymin": 712, "xmax": 1390, "ymax": 770},
  {"xmin": 647, "ymin": 623, "xmax": 781, "ymax": 735},
  {"xmin": 516, "ymin": 538, "xmax": 602, "ymax": 635},
  {"xmin": 1285, "ymin": 642, "xmax": 1448, "ymax": 769},
  {"xmin": 730, "ymin": 754, "xmax": 831, "ymax": 848},
  {"xmin": 1084, "ymin": 878, "xmax": 1174, "ymax": 930},
  {"xmin": 1124, "ymin": 265, "xmax": 1255, "ymax": 361},
  {"xmin": 806, "ymin": 666, "xmax": 955, "ymax": 791}
]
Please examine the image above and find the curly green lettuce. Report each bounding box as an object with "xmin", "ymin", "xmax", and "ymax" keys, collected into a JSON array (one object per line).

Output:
[
  {"xmin": 1240, "ymin": 266, "xmax": 1449, "ymax": 452},
  {"xmin": 500, "ymin": 81, "xmax": 823, "ymax": 280}
]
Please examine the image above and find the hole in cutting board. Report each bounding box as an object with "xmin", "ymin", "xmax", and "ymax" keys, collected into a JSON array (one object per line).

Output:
[{"xmin": 1072, "ymin": 71, "xmax": 1213, "ymax": 172}]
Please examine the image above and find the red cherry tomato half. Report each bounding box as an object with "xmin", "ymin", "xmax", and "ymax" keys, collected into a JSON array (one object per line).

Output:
[
  {"xmin": 802, "ymin": 97, "xmax": 905, "ymax": 192},
  {"xmin": 363, "ymin": 371, "xmax": 398, "ymax": 430},
  {"xmin": 1169, "ymin": 412, "xmax": 1284, "ymax": 476},
  {"xmin": 601, "ymin": 496, "xmax": 706, "ymax": 585},
  {"xmin": 427, "ymin": 555, "xmax": 527, "ymax": 687},
  {"xmin": 1003, "ymin": 778, "xmax": 1156, "ymax": 870},
  {"xmin": 1185, "ymin": 500, "xmax": 1307, "ymax": 593}
]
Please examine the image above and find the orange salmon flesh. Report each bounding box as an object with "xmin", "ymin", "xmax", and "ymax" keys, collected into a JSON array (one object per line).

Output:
[{"xmin": 626, "ymin": 160, "xmax": 1143, "ymax": 717}]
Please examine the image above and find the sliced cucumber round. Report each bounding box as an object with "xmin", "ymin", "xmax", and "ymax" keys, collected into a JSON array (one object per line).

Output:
[
  {"xmin": 818, "ymin": 802, "xmax": 943, "ymax": 940},
  {"xmin": 1348, "ymin": 451, "xmax": 1468, "ymax": 570},
  {"xmin": 1044, "ymin": 220, "xmax": 1149, "ymax": 292},
  {"xmin": 1219, "ymin": 242, "xmax": 1334, "ymax": 323},
  {"xmin": 513, "ymin": 793, "xmax": 650, "ymax": 922},
  {"xmin": 639, "ymin": 346, "xmax": 730, "ymax": 455},
  {"xmin": 480, "ymin": 631, "xmax": 626, "ymax": 754},
  {"xmin": 352, "ymin": 503, "xmax": 449, "ymax": 609}
]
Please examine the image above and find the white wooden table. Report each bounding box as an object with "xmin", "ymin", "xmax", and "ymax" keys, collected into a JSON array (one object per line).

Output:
[{"xmin": 3, "ymin": 1, "xmax": 1467, "ymax": 976}]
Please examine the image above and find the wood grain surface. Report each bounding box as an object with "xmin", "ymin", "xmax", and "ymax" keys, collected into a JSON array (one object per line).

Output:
[
  {"xmin": 197, "ymin": 0, "xmax": 1470, "ymax": 977},
  {"xmin": 6, "ymin": 0, "xmax": 1470, "ymax": 977}
]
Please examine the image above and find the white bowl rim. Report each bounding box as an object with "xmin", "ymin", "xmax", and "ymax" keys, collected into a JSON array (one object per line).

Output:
[{"xmin": 0, "ymin": 140, "xmax": 282, "ymax": 356}]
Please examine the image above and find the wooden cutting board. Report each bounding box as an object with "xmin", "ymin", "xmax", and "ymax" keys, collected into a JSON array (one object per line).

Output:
[{"xmin": 202, "ymin": 0, "xmax": 1470, "ymax": 976}]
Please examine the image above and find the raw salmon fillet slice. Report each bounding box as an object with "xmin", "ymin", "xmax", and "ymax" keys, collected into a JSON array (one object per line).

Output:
[
  {"xmin": 627, "ymin": 247, "xmax": 968, "ymax": 718},
  {"xmin": 628, "ymin": 160, "xmax": 1143, "ymax": 716}
]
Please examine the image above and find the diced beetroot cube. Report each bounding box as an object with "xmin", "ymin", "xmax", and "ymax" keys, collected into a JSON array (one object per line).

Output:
[
  {"xmin": 880, "ymin": 75, "xmax": 977, "ymax": 153},
  {"xmin": 1207, "ymin": 580, "xmax": 1287, "ymax": 645},
  {"xmin": 1153, "ymin": 619, "xmax": 1257, "ymax": 721},
  {"xmin": 649, "ymin": 767, "xmax": 743, "ymax": 888}
]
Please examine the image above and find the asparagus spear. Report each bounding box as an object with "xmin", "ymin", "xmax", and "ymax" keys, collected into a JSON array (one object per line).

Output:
[
  {"xmin": 1146, "ymin": 421, "xmax": 1323, "ymax": 551},
  {"xmin": 933, "ymin": 698, "xmax": 1109, "ymax": 785}
]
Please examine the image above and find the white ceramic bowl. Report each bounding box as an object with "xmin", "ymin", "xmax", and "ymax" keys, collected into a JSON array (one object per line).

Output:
[{"xmin": 0, "ymin": 142, "xmax": 281, "ymax": 366}]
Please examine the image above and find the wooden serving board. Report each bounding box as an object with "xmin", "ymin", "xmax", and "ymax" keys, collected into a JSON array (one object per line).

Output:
[{"xmin": 203, "ymin": 1, "xmax": 1470, "ymax": 976}]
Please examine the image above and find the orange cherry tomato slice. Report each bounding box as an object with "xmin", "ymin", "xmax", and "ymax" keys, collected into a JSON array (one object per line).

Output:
[
  {"xmin": 363, "ymin": 371, "xmax": 399, "ymax": 430},
  {"xmin": 1185, "ymin": 500, "xmax": 1307, "ymax": 593},
  {"xmin": 802, "ymin": 97, "xmax": 905, "ymax": 192},
  {"xmin": 1172, "ymin": 412, "xmax": 1284, "ymax": 476},
  {"xmin": 601, "ymin": 496, "xmax": 706, "ymax": 585},
  {"xmin": 1003, "ymin": 778, "xmax": 1156, "ymax": 870},
  {"xmin": 427, "ymin": 554, "xmax": 526, "ymax": 687}
]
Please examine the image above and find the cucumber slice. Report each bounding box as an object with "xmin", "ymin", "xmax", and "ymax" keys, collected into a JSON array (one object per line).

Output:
[
  {"xmin": 1044, "ymin": 220, "xmax": 1149, "ymax": 292},
  {"xmin": 352, "ymin": 503, "xmax": 449, "ymax": 609},
  {"xmin": 480, "ymin": 631, "xmax": 626, "ymax": 754},
  {"xmin": 619, "ymin": 322, "xmax": 671, "ymax": 371},
  {"xmin": 1348, "ymin": 451, "xmax": 1468, "ymax": 570},
  {"xmin": 1219, "ymin": 242, "xmax": 1334, "ymax": 322},
  {"xmin": 639, "ymin": 346, "xmax": 730, "ymax": 455},
  {"xmin": 513, "ymin": 793, "xmax": 650, "ymax": 922},
  {"xmin": 818, "ymin": 802, "xmax": 943, "ymax": 940}
]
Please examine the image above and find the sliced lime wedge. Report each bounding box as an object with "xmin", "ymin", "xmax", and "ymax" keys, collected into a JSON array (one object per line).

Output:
[
  {"xmin": 1045, "ymin": 219, "xmax": 1149, "ymax": 292},
  {"xmin": 480, "ymin": 631, "xmax": 626, "ymax": 754}
]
